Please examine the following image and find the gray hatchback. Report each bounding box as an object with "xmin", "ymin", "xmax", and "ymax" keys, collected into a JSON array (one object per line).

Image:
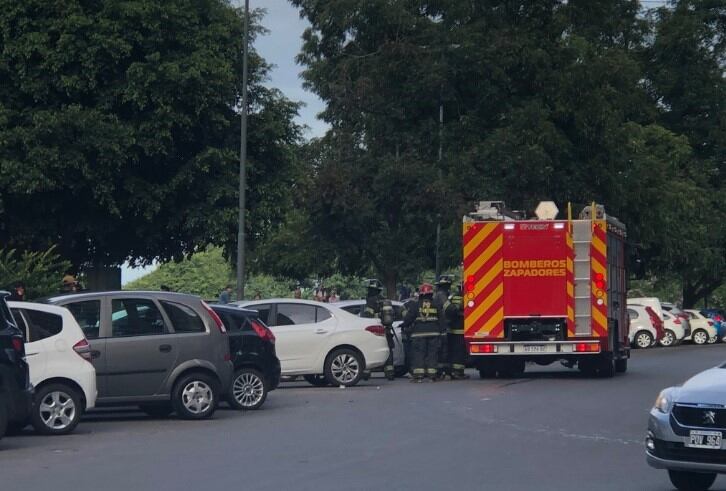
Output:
[{"xmin": 45, "ymin": 291, "xmax": 233, "ymax": 420}]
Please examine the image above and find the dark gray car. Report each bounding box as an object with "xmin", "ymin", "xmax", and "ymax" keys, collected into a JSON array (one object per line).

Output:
[{"xmin": 45, "ymin": 291, "xmax": 233, "ymax": 420}]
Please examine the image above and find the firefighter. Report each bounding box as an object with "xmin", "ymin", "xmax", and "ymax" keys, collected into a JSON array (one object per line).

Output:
[
  {"xmin": 434, "ymin": 275, "xmax": 455, "ymax": 379},
  {"xmin": 360, "ymin": 279, "xmax": 395, "ymax": 380},
  {"xmin": 446, "ymin": 286, "xmax": 469, "ymax": 380},
  {"xmin": 400, "ymin": 283, "xmax": 443, "ymax": 382}
]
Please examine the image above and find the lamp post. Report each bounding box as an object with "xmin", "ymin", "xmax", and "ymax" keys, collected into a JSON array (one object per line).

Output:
[{"xmin": 236, "ymin": 0, "xmax": 249, "ymax": 301}]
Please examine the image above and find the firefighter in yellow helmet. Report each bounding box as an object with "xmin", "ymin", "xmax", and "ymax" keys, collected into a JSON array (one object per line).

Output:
[
  {"xmin": 399, "ymin": 283, "xmax": 443, "ymax": 382},
  {"xmin": 360, "ymin": 279, "xmax": 395, "ymax": 380}
]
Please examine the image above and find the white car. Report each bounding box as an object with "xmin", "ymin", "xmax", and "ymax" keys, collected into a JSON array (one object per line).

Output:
[
  {"xmin": 236, "ymin": 299, "xmax": 389, "ymax": 387},
  {"xmin": 9, "ymin": 302, "xmax": 97, "ymax": 435},
  {"xmin": 660, "ymin": 311, "xmax": 686, "ymax": 347},
  {"xmin": 627, "ymin": 305, "xmax": 660, "ymax": 349},
  {"xmin": 335, "ymin": 299, "xmax": 406, "ymax": 375},
  {"xmin": 683, "ymin": 309, "xmax": 718, "ymax": 345}
]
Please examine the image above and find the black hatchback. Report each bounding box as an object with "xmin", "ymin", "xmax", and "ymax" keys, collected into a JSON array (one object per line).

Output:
[
  {"xmin": 0, "ymin": 292, "xmax": 33, "ymax": 439},
  {"xmin": 211, "ymin": 305, "xmax": 280, "ymax": 410}
]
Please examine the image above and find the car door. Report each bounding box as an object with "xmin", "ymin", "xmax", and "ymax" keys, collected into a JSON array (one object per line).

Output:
[
  {"xmin": 63, "ymin": 298, "xmax": 107, "ymax": 396},
  {"xmin": 104, "ymin": 297, "xmax": 178, "ymax": 398},
  {"xmin": 11, "ymin": 308, "xmax": 47, "ymax": 384},
  {"xmin": 260, "ymin": 303, "xmax": 331, "ymax": 374}
]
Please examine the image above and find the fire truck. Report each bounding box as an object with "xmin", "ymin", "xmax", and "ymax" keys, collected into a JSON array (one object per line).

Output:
[{"xmin": 462, "ymin": 201, "xmax": 629, "ymax": 378}]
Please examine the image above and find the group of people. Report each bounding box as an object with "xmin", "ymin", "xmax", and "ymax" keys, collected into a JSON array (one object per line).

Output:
[{"xmin": 362, "ymin": 276, "xmax": 468, "ymax": 383}]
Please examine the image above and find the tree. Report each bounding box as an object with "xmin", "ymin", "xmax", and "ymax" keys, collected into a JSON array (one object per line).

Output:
[
  {"xmin": 0, "ymin": 247, "xmax": 71, "ymax": 299},
  {"xmin": 0, "ymin": 1, "xmax": 302, "ymax": 268}
]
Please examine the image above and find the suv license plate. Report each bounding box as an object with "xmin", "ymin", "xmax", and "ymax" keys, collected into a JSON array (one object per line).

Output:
[
  {"xmin": 523, "ymin": 345, "xmax": 546, "ymax": 353},
  {"xmin": 687, "ymin": 431, "xmax": 722, "ymax": 449}
]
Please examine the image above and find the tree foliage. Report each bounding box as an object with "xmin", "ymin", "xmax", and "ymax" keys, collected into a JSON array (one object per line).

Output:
[{"xmin": 0, "ymin": 247, "xmax": 71, "ymax": 299}]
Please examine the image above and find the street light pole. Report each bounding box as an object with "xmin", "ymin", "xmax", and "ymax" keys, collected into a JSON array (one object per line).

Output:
[
  {"xmin": 236, "ymin": 0, "xmax": 249, "ymax": 301},
  {"xmin": 435, "ymin": 85, "xmax": 443, "ymax": 281}
]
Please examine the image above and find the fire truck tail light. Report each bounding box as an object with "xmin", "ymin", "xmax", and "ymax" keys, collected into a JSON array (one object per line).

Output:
[
  {"xmin": 574, "ymin": 343, "xmax": 600, "ymax": 353},
  {"xmin": 467, "ymin": 300, "xmax": 475, "ymax": 308},
  {"xmin": 471, "ymin": 344, "xmax": 497, "ymax": 354},
  {"xmin": 504, "ymin": 223, "xmax": 515, "ymax": 230}
]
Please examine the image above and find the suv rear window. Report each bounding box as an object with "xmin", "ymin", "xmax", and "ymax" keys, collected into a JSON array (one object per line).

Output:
[
  {"xmin": 12, "ymin": 309, "xmax": 63, "ymax": 342},
  {"xmin": 161, "ymin": 301, "xmax": 205, "ymax": 333}
]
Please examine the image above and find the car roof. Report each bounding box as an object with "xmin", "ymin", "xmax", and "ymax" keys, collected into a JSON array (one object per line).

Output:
[
  {"xmin": 335, "ymin": 299, "xmax": 404, "ymax": 307},
  {"xmin": 209, "ymin": 304, "xmax": 259, "ymax": 316},
  {"xmin": 41, "ymin": 290, "xmax": 202, "ymax": 304},
  {"xmin": 236, "ymin": 298, "xmax": 331, "ymax": 307}
]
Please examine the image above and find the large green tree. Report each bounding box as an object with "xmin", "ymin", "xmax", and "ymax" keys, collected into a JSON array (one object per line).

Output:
[{"xmin": 0, "ymin": 1, "xmax": 302, "ymax": 267}]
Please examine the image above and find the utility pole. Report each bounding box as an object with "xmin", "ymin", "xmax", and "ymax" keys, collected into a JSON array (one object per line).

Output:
[
  {"xmin": 236, "ymin": 0, "xmax": 249, "ymax": 301},
  {"xmin": 435, "ymin": 85, "xmax": 443, "ymax": 281}
]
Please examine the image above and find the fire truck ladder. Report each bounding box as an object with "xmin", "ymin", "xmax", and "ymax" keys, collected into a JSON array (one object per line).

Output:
[{"xmin": 572, "ymin": 220, "xmax": 592, "ymax": 335}]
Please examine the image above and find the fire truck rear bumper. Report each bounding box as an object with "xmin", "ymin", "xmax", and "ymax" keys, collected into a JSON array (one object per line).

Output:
[{"xmin": 468, "ymin": 340, "xmax": 603, "ymax": 355}]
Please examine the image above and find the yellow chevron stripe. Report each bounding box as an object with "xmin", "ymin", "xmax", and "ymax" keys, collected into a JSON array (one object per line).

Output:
[
  {"xmin": 469, "ymin": 234, "xmax": 503, "ymax": 276},
  {"xmin": 567, "ymin": 282, "xmax": 574, "ymax": 297},
  {"xmin": 468, "ymin": 283, "xmax": 504, "ymax": 329},
  {"xmin": 477, "ymin": 306, "xmax": 504, "ymax": 336},
  {"xmin": 477, "ymin": 258, "xmax": 503, "ymax": 291},
  {"xmin": 566, "ymin": 257, "xmax": 573, "ymax": 273},
  {"xmin": 464, "ymin": 223, "xmax": 497, "ymax": 260},
  {"xmin": 592, "ymin": 234, "xmax": 606, "ymax": 258},
  {"xmin": 591, "ymin": 259, "xmax": 606, "ymax": 277},
  {"xmin": 567, "ymin": 305, "xmax": 575, "ymax": 322},
  {"xmin": 592, "ymin": 308, "xmax": 608, "ymax": 331}
]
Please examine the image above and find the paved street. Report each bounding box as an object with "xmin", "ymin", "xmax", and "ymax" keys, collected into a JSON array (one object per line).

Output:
[{"xmin": 2, "ymin": 344, "xmax": 726, "ymax": 491}]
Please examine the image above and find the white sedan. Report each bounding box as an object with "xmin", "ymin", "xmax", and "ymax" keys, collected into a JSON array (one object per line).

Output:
[
  {"xmin": 9, "ymin": 301, "xmax": 97, "ymax": 435},
  {"xmin": 683, "ymin": 309, "xmax": 718, "ymax": 345},
  {"xmin": 235, "ymin": 299, "xmax": 389, "ymax": 387}
]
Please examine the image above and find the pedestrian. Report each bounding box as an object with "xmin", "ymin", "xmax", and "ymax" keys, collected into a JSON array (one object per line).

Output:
[
  {"xmin": 399, "ymin": 283, "xmax": 443, "ymax": 382},
  {"xmin": 62, "ymin": 272, "xmax": 76, "ymax": 293},
  {"xmin": 253, "ymin": 291, "xmax": 262, "ymax": 300},
  {"xmin": 9, "ymin": 282, "xmax": 25, "ymax": 301},
  {"xmin": 293, "ymin": 285, "xmax": 302, "ymax": 299},
  {"xmin": 219, "ymin": 285, "xmax": 233, "ymax": 304},
  {"xmin": 434, "ymin": 275, "xmax": 454, "ymax": 379},
  {"xmin": 360, "ymin": 279, "xmax": 395, "ymax": 380},
  {"xmin": 328, "ymin": 289, "xmax": 339, "ymax": 303},
  {"xmin": 446, "ymin": 286, "xmax": 469, "ymax": 380}
]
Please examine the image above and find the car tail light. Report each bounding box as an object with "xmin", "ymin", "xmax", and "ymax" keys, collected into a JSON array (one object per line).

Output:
[
  {"xmin": 250, "ymin": 319, "xmax": 275, "ymax": 344},
  {"xmin": 11, "ymin": 336, "xmax": 24, "ymax": 354},
  {"xmin": 673, "ymin": 317, "xmax": 682, "ymax": 325},
  {"xmin": 73, "ymin": 339, "xmax": 93, "ymax": 362},
  {"xmin": 365, "ymin": 325, "xmax": 385, "ymax": 336},
  {"xmin": 471, "ymin": 344, "xmax": 497, "ymax": 354},
  {"xmin": 202, "ymin": 302, "xmax": 226, "ymax": 333},
  {"xmin": 574, "ymin": 343, "xmax": 600, "ymax": 353}
]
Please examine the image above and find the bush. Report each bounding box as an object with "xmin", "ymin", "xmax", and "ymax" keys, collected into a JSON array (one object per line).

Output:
[{"xmin": 0, "ymin": 247, "xmax": 71, "ymax": 300}]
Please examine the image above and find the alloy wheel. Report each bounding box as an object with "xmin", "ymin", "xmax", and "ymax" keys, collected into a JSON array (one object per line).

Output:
[
  {"xmin": 636, "ymin": 333, "xmax": 652, "ymax": 349},
  {"xmin": 232, "ymin": 373, "xmax": 264, "ymax": 408},
  {"xmin": 181, "ymin": 381, "xmax": 213, "ymax": 415},
  {"xmin": 39, "ymin": 391, "xmax": 76, "ymax": 431},
  {"xmin": 693, "ymin": 330, "xmax": 708, "ymax": 345},
  {"xmin": 331, "ymin": 353, "xmax": 360, "ymax": 384},
  {"xmin": 660, "ymin": 331, "xmax": 675, "ymax": 347}
]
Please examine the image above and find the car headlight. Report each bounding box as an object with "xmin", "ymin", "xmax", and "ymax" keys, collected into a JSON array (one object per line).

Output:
[{"xmin": 654, "ymin": 389, "xmax": 673, "ymax": 414}]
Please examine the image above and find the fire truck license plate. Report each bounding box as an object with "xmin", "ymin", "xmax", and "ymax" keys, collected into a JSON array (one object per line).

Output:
[
  {"xmin": 523, "ymin": 345, "xmax": 546, "ymax": 353},
  {"xmin": 687, "ymin": 431, "xmax": 722, "ymax": 449}
]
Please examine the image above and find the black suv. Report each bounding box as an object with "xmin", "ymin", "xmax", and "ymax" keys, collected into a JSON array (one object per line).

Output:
[
  {"xmin": 0, "ymin": 292, "xmax": 32, "ymax": 439},
  {"xmin": 211, "ymin": 305, "xmax": 280, "ymax": 410}
]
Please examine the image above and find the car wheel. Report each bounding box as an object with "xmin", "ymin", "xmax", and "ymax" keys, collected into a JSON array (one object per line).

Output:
[
  {"xmin": 229, "ymin": 368, "xmax": 267, "ymax": 410},
  {"xmin": 615, "ymin": 357, "xmax": 628, "ymax": 373},
  {"xmin": 0, "ymin": 403, "xmax": 7, "ymax": 440},
  {"xmin": 659, "ymin": 329, "xmax": 676, "ymax": 347},
  {"xmin": 634, "ymin": 331, "xmax": 653, "ymax": 349},
  {"xmin": 172, "ymin": 373, "xmax": 218, "ymax": 420},
  {"xmin": 668, "ymin": 470, "xmax": 716, "ymax": 491},
  {"xmin": 324, "ymin": 349, "xmax": 364, "ymax": 387},
  {"xmin": 31, "ymin": 384, "xmax": 83, "ymax": 435},
  {"xmin": 691, "ymin": 329, "xmax": 709, "ymax": 345},
  {"xmin": 139, "ymin": 403, "xmax": 173, "ymax": 418},
  {"xmin": 303, "ymin": 375, "xmax": 330, "ymax": 387},
  {"xmin": 707, "ymin": 335, "xmax": 717, "ymax": 344}
]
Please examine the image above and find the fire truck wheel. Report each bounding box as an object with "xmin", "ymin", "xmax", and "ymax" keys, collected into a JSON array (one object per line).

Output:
[
  {"xmin": 497, "ymin": 360, "xmax": 525, "ymax": 378},
  {"xmin": 615, "ymin": 357, "xmax": 628, "ymax": 373},
  {"xmin": 598, "ymin": 355, "xmax": 616, "ymax": 378},
  {"xmin": 477, "ymin": 363, "xmax": 497, "ymax": 379}
]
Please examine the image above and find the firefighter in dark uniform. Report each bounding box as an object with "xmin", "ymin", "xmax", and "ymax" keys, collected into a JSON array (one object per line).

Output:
[
  {"xmin": 400, "ymin": 283, "xmax": 443, "ymax": 382},
  {"xmin": 434, "ymin": 275, "xmax": 455, "ymax": 379},
  {"xmin": 360, "ymin": 279, "xmax": 395, "ymax": 380},
  {"xmin": 446, "ymin": 285, "xmax": 469, "ymax": 379}
]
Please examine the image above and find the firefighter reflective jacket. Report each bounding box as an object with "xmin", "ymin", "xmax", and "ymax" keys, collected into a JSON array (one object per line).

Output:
[{"xmin": 400, "ymin": 296, "xmax": 443, "ymax": 338}]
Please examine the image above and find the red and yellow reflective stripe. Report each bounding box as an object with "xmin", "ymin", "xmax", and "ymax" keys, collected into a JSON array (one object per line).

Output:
[
  {"xmin": 591, "ymin": 221, "xmax": 608, "ymax": 337},
  {"xmin": 566, "ymin": 227, "xmax": 575, "ymax": 337},
  {"xmin": 463, "ymin": 222, "xmax": 504, "ymax": 338}
]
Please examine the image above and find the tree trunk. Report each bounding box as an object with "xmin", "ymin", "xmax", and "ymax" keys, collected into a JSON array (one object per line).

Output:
[{"xmin": 383, "ymin": 270, "xmax": 397, "ymax": 300}]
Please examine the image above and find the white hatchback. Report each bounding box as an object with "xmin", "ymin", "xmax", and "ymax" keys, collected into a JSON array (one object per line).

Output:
[
  {"xmin": 660, "ymin": 311, "xmax": 686, "ymax": 347},
  {"xmin": 683, "ymin": 309, "xmax": 718, "ymax": 345},
  {"xmin": 236, "ymin": 299, "xmax": 389, "ymax": 387},
  {"xmin": 9, "ymin": 302, "xmax": 97, "ymax": 435}
]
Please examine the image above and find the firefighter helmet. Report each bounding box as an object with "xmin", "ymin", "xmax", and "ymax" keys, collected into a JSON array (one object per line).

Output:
[
  {"xmin": 364, "ymin": 278, "xmax": 383, "ymax": 291},
  {"xmin": 436, "ymin": 274, "xmax": 455, "ymax": 286},
  {"xmin": 419, "ymin": 283, "xmax": 434, "ymax": 295}
]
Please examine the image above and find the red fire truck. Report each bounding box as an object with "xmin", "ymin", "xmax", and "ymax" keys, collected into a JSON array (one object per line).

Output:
[{"xmin": 462, "ymin": 201, "xmax": 629, "ymax": 378}]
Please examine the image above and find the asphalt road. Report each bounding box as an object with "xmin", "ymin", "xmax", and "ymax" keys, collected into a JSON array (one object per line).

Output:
[{"xmin": 2, "ymin": 344, "xmax": 726, "ymax": 491}]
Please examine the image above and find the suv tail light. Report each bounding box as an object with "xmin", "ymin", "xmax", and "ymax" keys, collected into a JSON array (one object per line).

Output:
[
  {"xmin": 365, "ymin": 325, "xmax": 385, "ymax": 336},
  {"xmin": 73, "ymin": 338, "xmax": 93, "ymax": 362},
  {"xmin": 202, "ymin": 302, "xmax": 226, "ymax": 333},
  {"xmin": 250, "ymin": 319, "xmax": 275, "ymax": 344},
  {"xmin": 11, "ymin": 336, "xmax": 24, "ymax": 354}
]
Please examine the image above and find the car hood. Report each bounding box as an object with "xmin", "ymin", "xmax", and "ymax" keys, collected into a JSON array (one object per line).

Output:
[{"xmin": 674, "ymin": 367, "xmax": 726, "ymax": 405}]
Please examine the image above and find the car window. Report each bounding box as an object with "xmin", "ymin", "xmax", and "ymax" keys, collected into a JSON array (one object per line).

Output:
[
  {"xmin": 218, "ymin": 311, "xmax": 249, "ymax": 332},
  {"xmin": 10, "ymin": 309, "xmax": 29, "ymax": 338},
  {"xmin": 341, "ymin": 305, "xmax": 362, "ymax": 316},
  {"xmin": 14, "ymin": 309, "xmax": 63, "ymax": 342},
  {"xmin": 111, "ymin": 299, "xmax": 166, "ymax": 337},
  {"xmin": 276, "ymin": 304, "xmax": 317, "ymax": 326},
  {"xmin": 66, "ymin": 300, "xmax": 102, "ymax": 339},
  {"xmin": 316, "ymin": 307, "xmax": 332, "ymax": 322},
  {"xmin": 161, "ymin": 301, "xmax": 205, "ymax": 333},
  {"xmin": 627, "ymin": 308, "xmax": 638, "ymax": 320},
  {"xmin": 245, "ymin": 304, "xmax": 270, "ymax": 324}
]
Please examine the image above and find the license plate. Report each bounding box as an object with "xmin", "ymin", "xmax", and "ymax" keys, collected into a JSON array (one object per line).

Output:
[
  {"xmin": 523, "ymin": 345, "xmax": 546, "ymax": 353},
  {"xmin": 687, "ymin": 431, "xmax": 722, "ymax": 449}
]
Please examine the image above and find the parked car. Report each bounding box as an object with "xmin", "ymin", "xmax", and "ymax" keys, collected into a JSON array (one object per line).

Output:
[
  {"xmin": 44, "ymin": 291, "xmax": 233, "ymax": 420},
  {"xmin": 647, "ymin": 363, "xmax": 726, "ymax": 490},
  {"xmin": 701, "ymin": 309, "xmax": 725, "ymax": 340},
  {"xmin": 663, "ymin": 303, "xmax": 693, "ymax": 340},
  {"xmin": 0, "ymin": 292, "xmax": 33, "ymax": 440},
  {"xmin": 629, "ymin": 297, "xmax": 665, "ymax": 320},
  {"xmin": 210, "ymin": 305, "xmax": 280, "ymax": 410},
  {"xmin": 336, "ymin": 299, "xmax": 407, "ymax": 376},
  {"xmin": 627, "ymin": 305, "xmax": 663, "ymax": 349},
  {"xmin": 235, "ymin": 299, "xmax": 389, "ymax": 387},
  {"xmin": 9, "ymin": 301, "xmax": 96, "ymax": 435},
  {"xmin": 661, "ymin": 311, "xmax": 688, "ymax": 347},
  {"xmin": 683, "ymin": 309, "xmax": 718, "ymax": 345}
]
